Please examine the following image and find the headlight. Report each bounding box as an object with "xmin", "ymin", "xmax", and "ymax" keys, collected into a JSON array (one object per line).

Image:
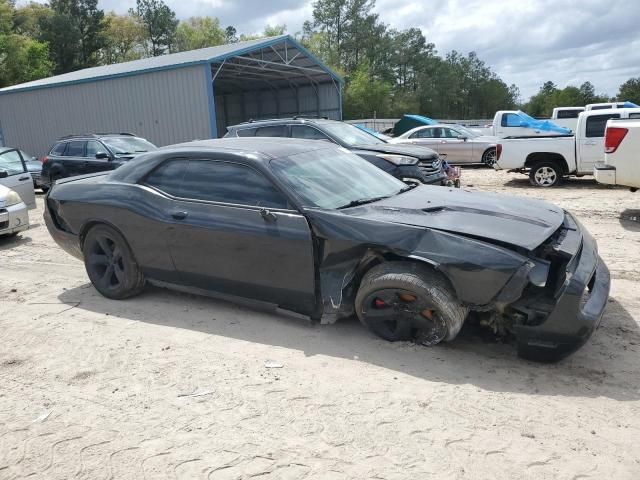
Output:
[
  {"xmin": 376, "ymin": 154, "xmax": 419, "ymax": 166},
  {"xmin": 4, "ymin": 190, "xmax": 22, "ymax": 207}
]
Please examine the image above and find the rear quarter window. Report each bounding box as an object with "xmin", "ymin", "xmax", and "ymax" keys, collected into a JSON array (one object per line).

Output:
[
  {"xmin": 585, "ymin": 114, "xmax": 621, "ymax": 138},
  {"xmin": 235, "ymin": 128, "xmax": 256, "ymax": 137}
]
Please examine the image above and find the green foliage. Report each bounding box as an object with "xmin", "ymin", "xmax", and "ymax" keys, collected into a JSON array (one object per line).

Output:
[
  {"xmin": 101, "ymin": 12, "xmax": 145, "ymax": 64},
  {"xmin": 175, "ymin": 16, "xmax": 225, "ymax": 52},
  {"xmin": 523, "ymin": 81, "xmax": 610, "ymax": 117},
  {"xmin": 224, "ymin": 25, "xmax": 237, "ymax": 43},
  {"xmin": 308, "ymin": 0, "xmax": 519, "ymax": 119},
  {"xmin": 343, "ymin": 62, "xmax": 390, "ymax": 118},
  {"xmin": 132, "ymin": 0, "xmax": 178, "ymax": 56},
  {"xmin": 39, "ymin": 0, "xmax": 107, "ymax": 73},
  {"xmin": 0, "ymin": 0, "xmax": 52, "ymax": 86},
  {"xmin": 0, "ymin": 34, "xmax": 52, "ymax": 85},
  {"xmin": 617, "ymin": 78, "xmax": 640, "ymax": 105}
]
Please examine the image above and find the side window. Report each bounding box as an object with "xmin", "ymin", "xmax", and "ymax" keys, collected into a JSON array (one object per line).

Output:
[
  {"xmin": 144, "ymin": 159, "xmax": 187, "ymax": 197},
  {"xmin": 411, "ymin": 129, "xmax": 433, "ymax": 139},
  {"xmin": 442, "ymin": 128, "xmax": 458, "ymax": 138},
  {"xmin": 503, "ymin": 114, "xmax": 522, "ymax": 127},
  {"xmin": 585, "ymin": 114, "xmax": 620, "ymax": 138},
  {"xmin": 86, "ymin": 141, "xmax": 106, "ymax": 157},
  {"xmin": 557, "ymin": 110, "xmax": 581, "ymax": 119},
  {"xmin": 0, "ymin": 150, "xmax": 27, "ymax": 175},
  {"xmin": 590, "ymin": 105, "xmax": 610, "ymax": 111},
  {"xmin": 181, "ymin": 160, "xmax": 289, "ymax": 209},
  {"xmin": 64, "ymin": 141, "xmax": 86, "ymax": 157},
  {"xmin": 291, "ymin": 125, "xmax": 330, "ymax": 141},
  {"xmin": 235, "ymin": 128, "xmax": 256, "ymax": 137},
  {"xmin": 254, "ymin": 125, "xmax": 286, "ymax": 137},
  {"xmin": 50, "ymin": 142, "xmax": 66, "ymax": 156}
]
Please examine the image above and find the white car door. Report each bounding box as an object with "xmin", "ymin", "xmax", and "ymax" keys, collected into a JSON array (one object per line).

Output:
[
  {"xmin": 0, "ymin": 149, "xmax": 36, "ymax": 209},
  {"xmin": 578, "ymin": 113, "xmax": 621, "ymax": 174}
]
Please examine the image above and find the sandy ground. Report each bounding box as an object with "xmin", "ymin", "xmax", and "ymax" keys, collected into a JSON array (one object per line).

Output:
[{"xmin": 1, "ymin": 168, "xmax": 639, "ymax": 479}]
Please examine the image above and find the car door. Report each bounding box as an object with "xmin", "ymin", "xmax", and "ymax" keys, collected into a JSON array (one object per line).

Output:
[
  {"xmin": 438, "ymin": 128, "xmax": 472, "ymax": 164},
  {"xmin": 578, "ymin": 113, "xmax": 621, "ymax": 174},
  {"xmin": 0, "ymin": 149, "xmax": 36, "ymax": 209},
  {"xmin": 165, "ymin": 157, "xmax": 317, "ymax": 315},
  {"xmin": 84, "ymin": 140, "xmax": 113, "ymax": 174},
  {"xmin": 60, "ymin": 140, "xmax": 88, "ymax": 177},
  {"xmin": 406, "ymin": 127, "xmax": 441, "ymax": 150}
]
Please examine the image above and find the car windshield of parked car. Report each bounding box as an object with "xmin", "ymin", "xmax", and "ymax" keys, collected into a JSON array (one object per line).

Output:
[
  {"xmin": 103, "ymin": 137, "xmax": 157, "ymax": 154},
  {"xmin": 322, "ymin": 123, "xmax": 386, "ymax": 146},
  {"xmin": 451, "ymin": 126, "xmax": 479, "ymax": 138},
  {"xmin": 270, "ymin": 148, "xmax": 408, "ymax": 209}
]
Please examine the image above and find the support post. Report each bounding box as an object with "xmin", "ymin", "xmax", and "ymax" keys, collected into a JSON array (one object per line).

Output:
[{"xmin": 204, "ymin": 63, "xmax": 218, "ymax": 138}]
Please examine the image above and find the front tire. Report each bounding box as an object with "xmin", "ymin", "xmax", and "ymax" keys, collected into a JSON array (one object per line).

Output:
[
  {"xmin": 529, "ymin": 161, "xmax": 562, "ymax": 187},
  {"xmin": 355, "ymin": 262, "xmax": 468, "ymax": 346},
  {"xmin": 82, "ymin": 224, "xmax": 145, "ymax": 299}
]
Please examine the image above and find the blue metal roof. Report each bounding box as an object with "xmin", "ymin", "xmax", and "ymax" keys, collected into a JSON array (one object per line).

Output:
[{"xmin": 0, "ymin": 35, "xmax": 342, "ymax": 95}]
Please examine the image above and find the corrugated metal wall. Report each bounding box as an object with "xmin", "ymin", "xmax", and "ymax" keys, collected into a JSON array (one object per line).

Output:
[
  {"xmin": 0, "ymin": 65, "xmax": 211, "ymax": 156},
  {"xmin": 214, "ymin": 82, "xmax": 340, "ymax": 137}
]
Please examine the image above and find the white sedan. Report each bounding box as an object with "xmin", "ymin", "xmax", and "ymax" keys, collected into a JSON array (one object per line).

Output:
[{"xmin": 0, "ymin": 184, "xmax": 29, "ymax": 237}]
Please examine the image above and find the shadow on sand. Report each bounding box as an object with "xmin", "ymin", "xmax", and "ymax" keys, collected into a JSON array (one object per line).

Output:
[{"xmin": 57, "ymin": 282, "xmax": 640, "ymax": 402}]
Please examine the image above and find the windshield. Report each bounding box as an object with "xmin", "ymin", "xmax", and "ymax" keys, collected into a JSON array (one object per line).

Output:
[
  {"xmin": 103, "ymin": 137, "xmax": 157, "ymax": 154},
  {"xmin": 452, "ymin": 125, "xmax": 479, "ymax": 138},
  {"xmin": 270, "ymin": 147, "xmax": 407, "ymax": 209},
  {"xmin": 323, "ymin": 122, "xmax": 386, "ymax": 146}
]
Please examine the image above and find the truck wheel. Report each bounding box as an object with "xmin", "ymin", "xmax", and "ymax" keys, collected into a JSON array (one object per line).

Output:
[
  {"xmin": 82, "ymin": 224, "xmax": 145, "ymax": 299},
  {"xmin": 529, "ymin": 161, "xmax": 562, "ymax": 187},
  {"xmin": 355, "ymin": 262, "xmax": 468, "ymax": 346},
  {"xmin": 482, "ymin": 148, "xmax": 497, "ymax": 166}
]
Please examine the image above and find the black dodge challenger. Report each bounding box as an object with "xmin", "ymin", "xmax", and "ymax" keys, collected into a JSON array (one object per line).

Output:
[{"xmin": 44, "ymin": 138, "xmax": 610, "ymax": 361}]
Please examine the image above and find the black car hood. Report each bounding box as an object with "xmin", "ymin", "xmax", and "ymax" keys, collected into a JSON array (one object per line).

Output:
[
  {"xmin": 341, "ymin": 185, "xmax": 565, "ymax": 251},
  {"xmin": 352, "ymin": 142, "xmax": 438, "ymax": 160}
]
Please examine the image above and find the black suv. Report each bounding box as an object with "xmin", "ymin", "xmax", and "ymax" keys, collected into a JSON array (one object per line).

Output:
[
  {"xmin": 42, "ymin": 133, "xmax": 157, "ymax": 188},
  {"xmin": 224, "ymin": 118, "xmax": 446, "ymax": 185}
]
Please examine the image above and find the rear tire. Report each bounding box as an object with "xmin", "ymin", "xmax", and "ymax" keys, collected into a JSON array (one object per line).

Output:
[
  {"xmin": 529, "ymin": 161, "xmax": 562, "ymax": 187},
  {"xmin": 482, "ymin": 148, "xmax": 497, "ymax": 166},
  {"xmin": 82, "ymin": 224, "xmax": 145, "ymax": 299},
  {"xmin": 355, "ymin": 262, "xmax": 468, "ymax": 346}
]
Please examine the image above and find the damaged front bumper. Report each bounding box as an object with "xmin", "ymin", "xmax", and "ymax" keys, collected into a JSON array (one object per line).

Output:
[{"xmin": 512, "ymin": 215, "xmax": 610, "ymax": 361}]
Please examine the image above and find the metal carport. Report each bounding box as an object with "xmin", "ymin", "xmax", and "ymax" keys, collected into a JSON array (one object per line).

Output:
[{"xmin": 0, "ymin": 35, "xmax": 342, "ymax": 155}]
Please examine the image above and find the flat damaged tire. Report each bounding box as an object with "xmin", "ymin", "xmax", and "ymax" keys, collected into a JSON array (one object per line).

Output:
[
  {"xmin": 355, "ymin": 262, "xmax": 468, "ymax": 347},
  {"xmin": 82, "ymin": 224, "xmax": 145, "ymax": 300}
]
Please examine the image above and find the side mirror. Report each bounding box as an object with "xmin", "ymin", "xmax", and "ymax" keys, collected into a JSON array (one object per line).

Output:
[
  {"xmin": 0, "ymin": 170, "xmax": 8, "ymax": 179},
  {"xmin": 95, "ymin": 152, "xmax": 109, "ymax": 159},
  {"xmin": 457, "ymin": 135, "xmax": 468, "ymax": 141}
]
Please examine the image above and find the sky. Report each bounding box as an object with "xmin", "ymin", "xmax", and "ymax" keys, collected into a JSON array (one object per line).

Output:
[{"xmin": 35, "ymin": 0, "xmax": 640, "ymax": 100}]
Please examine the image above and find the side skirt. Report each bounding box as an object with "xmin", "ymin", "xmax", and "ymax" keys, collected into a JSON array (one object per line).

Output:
[{"xmin": 146, "ymin": 279, "xmax": 313, "ymax": 323}]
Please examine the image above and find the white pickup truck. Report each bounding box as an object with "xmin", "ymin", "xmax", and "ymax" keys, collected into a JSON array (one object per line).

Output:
[
  {"xmin": 494, "ymin": 107, "xmax": 640, "ymax": 187},
  {"xmin": 475, "ymin": 110, "xmax": 571, "ymax": 138},
  {"xmin": 550, "ymin": 107, "xmax": 584, "ymax": 132},
  {"xmin": 594, "ymin": 119, "xmax": 640, "ymax": 191}
]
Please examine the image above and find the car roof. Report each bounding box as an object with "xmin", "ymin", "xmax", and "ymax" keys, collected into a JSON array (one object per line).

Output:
[
  {"xmin": 228, "ymin": 117, "xmax": 337, "ymax": 129},
  {"xmin": 163, "ymin": 137, "xmax": 340, "ymax": 159},
  {"xmin": 56, "ymin": 133, "xmax": 140, "ymax": 141}
]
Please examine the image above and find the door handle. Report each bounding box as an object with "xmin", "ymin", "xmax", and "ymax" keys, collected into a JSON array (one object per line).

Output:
[
  {"xmin": 440, "ymin": 140, "xmax": 447, "ymax": 143},
  {"xmin": 259, "ymin": 208, "xmax": 277, "ymax": 222},
  {"xmin": 19, "ymin": 176, "xmax": 31, "ymax": 181},
  {"xmin": 171, "ymin": 211, "xmax": 188, "ymax": 220},
  {"xmin": 585, "ymin": 141, "xmax": 597, "ymax": 145}
]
